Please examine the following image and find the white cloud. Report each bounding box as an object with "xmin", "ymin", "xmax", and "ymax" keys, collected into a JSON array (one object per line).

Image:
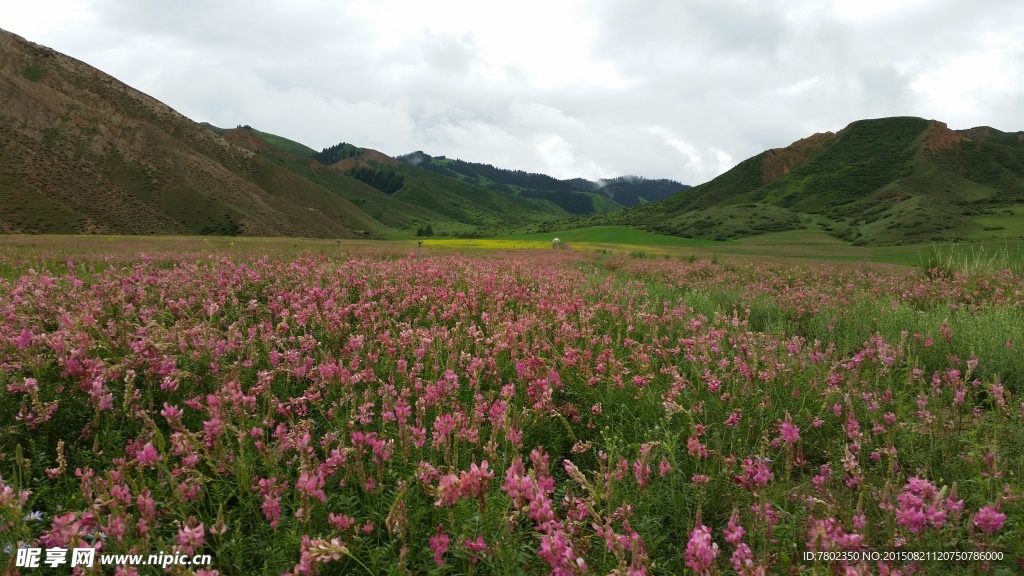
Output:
[
  {"xmin": 831, "ymin": 0, "xmax": 928, "ymax": 22},
  {"xmin": 4, "ymin": 0, "xmax": 1023, "ymax": 185},
  {"xmin": 910, "ymin": 32, "xmax": 1024, "ymax": 126}
]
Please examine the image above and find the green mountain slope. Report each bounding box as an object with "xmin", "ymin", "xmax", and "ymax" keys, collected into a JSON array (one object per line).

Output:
[
  {"xmin": 213, "ymin": 126, "xmax": 455, "ymax": 230},
  {"xmin": 625, "ymin": 117, "xmax": 1024, "ymax": 245},
  {"xmin": 389, "ymin": 162, "xmax": 567, "ymax": 226},
  {"xmin": 207, "ymin": 126, "xmax": 570, "ymax": 233},
  {"xmin": 396, "ymin": 151, "xmax": 683, "ymax": 212}
]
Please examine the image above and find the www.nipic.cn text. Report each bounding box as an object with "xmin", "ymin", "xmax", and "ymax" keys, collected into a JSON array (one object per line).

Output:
[{"xmin": 15, "ymin": 547, "xmax": 213, "ymax": 569}]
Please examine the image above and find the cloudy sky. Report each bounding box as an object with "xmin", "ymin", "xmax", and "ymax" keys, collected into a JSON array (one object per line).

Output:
[{"xmin": 6, "ymin": 0, "xmax": 1024, "ymax": 184}]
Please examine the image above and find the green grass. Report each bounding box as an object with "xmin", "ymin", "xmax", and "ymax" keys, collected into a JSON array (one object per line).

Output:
[
  {"xmin": 582, "ymin": 192, "xmax": 624, "ymax": 214},
  {"xmin": 253, "ymin": 129, "xmax": 317, "ymax": 158},
  {"xmin": 733, "ymin": 228, "xmax": 846, "ymax": 245},
  {"xmin": 970, "ymin": 205, "xmax": 1024, "ymax": 239},
  {"xmin": 501, "ymin": 226, "xmax": 734, "ymax": 246},
  {"xmin": 22, "ymin": 62, "xmax": 46, "ymax": 82},
  {"xmin": 656, "ymin": 203, "xmax": 802, "ymax": 240},
  {"xmin": 917, "ymin": 241, "xmax": 1024, "ymax": 277}
]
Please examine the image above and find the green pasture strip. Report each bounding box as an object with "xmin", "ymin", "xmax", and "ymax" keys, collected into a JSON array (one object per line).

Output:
[
  {"xmin": 498, "ymin": 225, "xmax": 734, "ymax": 246},
  {"xmin": 2, "ymin": 234, "xmax": 1024, "ymax": 273}
]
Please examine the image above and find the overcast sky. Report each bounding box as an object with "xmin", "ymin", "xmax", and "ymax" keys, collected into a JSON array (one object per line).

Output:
[{"xmin": 6, "ymin": 0, "xmax": 1024, "ymax": 184}]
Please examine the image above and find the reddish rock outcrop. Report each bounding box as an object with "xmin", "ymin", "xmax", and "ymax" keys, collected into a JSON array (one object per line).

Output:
[
  {"xmin": 921, "ymin": 121, "xmax": 969, "ymax": 153},
  {"xmin": 760, "ymin": 132, "xmax": 836, "ymax": 184}
]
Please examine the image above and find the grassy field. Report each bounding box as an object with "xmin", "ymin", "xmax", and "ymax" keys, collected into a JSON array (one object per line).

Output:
[
  {"xmin": 495, "ymin": 226, "xmax": 1024, "ymax": 268},
  {"xmin": 3, "ymin": 230, "xmax": 1023, "ymax": 273},
  {"xmin": 970, "ymin": 206, "xmax": 1024, "ymax": 240},
  {"xmin": 500, "ymin": 226, "xmax": 734, "ymax": 247}
]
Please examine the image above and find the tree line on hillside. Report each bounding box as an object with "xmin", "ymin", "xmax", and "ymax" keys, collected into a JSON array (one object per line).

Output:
[
  {"xmin": 394, "ymin": 151, "xmax": 688, "ymax": 209},
  {"xmin": 519, "ymin": 189, "xmax": 595, "ymax": 215},
  {"xmin": 591, "ymin": 177, "xmax": 690, "ymax": 206},
  {"xmin": 447, "ymin": 159, "xmax": 582, "ymax": 192},
  {"xmin": 416, "ymin": 161, "xmax": 462, "ymax": 179},
  {"xmin": 345, "ymin": 165, "xmax": 406, "ymax": 195},
  {"xmin": 313, "ymin": 142, "xmax": 362, "ymax": 166}
]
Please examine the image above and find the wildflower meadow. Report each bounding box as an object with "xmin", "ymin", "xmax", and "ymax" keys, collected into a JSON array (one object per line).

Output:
[{"xmin": 1, "ymin": 246, "xmax": 1022, "ymax": 574}]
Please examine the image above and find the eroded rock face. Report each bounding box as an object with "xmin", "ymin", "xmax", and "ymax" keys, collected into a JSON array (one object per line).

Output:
[
  {"xmin": 759, "ymin": 131, "xmax": 836, "ymax": 184},
  {"xmin": 221, "ymin": 128, "xmax": 268, "ymax": 155},
  {"xmin": 921, "ymin": 120, "xmax": 969, "ymax": 153}
]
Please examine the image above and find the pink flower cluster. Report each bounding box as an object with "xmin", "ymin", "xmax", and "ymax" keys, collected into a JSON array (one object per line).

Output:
[
  {"xmin": 434, "ymin": 460, "xmax": 494, "ymax": 507},
  {"xmin": 893, "ymin": 477, "xmax": 962, "ymax": 535}
]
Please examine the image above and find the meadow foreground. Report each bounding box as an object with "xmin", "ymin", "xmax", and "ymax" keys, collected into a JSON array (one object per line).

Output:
[{"xmin": 1, "ymin": 247, "xmax": 1022, "ymax": 575}]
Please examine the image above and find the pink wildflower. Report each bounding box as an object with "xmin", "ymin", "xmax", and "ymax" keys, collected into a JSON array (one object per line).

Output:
[
  {"xmin": 735, "ymin": 457, "xmax": 773, "ymax": 490},
  {"xmin": 429, "ymin": 524, "xmax": 450, "ymax": 566},
  {"xmin": 973, "ymin": 505, "xmax": 1006, "ymax": 533},
  {"xmin": 633, "ymin": 459, "xmax": 652, "ymax": 486},
  {"xmin": 434, "ymin": 474, "xmax": 461, "ymax": 507},
  {"xmin": 460, "ymin": 460, "xmax": 494, "ymax": 501},
  {"xmin": 779, "ymin": 413, "xmax": 800, "ymax": 444},
  {"xmin": 687, "ymin": 436, "xmax": 708, "ymax": 458},
  {"xmin": 724, "ymin": 409, "xmax": 742, "ymax": 427},
  {"xmin": 684, "ymin": 525, "xmax": 719, "ymax": 574},
  {"xmin": 463, "ymin": 536, "xmax": 487, "ymax": 564},
  {"xmin": 852, "ymin": 513, "xmax": 866, "ymax": 530},
  {"xmin": 328, "ymin": 513, "xmax": 354, "ymax": 531},
  {"xmin": 296, "ymin": 470, "xmax": 326, "ymax": 503},
  {"xmin": 724, "ymin": 508, "xmax": 745, "ymax": 545},
  {"xmin": 895, "ymin": 477, "xmax": 949, "ymax": 534},
  {"xmin": 730, "ymin": 542, "xmax": 756, "ymax": 574},
  {"xmin": 178, "ymin": 522, "xmax": 205, "ymax": 555},
  {"xmin": 658, "ymin": 456, "xmax": 672, "ymax": 477},
  {"xmin": 135, "ymin": 443, "xmax": 161, "ymax": 467}
]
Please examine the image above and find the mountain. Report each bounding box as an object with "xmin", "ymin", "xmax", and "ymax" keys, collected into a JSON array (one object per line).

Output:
[
  {"xmin": 396, "ymin": 151, "xmax": 688, "ymax": 214},
  {"xmin": 618, "ymin": 117, "xmax": 1024, "ymax": 244},
  {"xmin": 204, "ymin": 127, "xmax": 571, "ymax": 233},
  {"xmin": 570, "ymin": 176, "xmax": 691, "ymax": 208},
  {"xmin": 206, "ymin": 126, "xmax": 455, "ymax": 230},
  {"xmin": 0, "ymin": 28, "xmax": 390, "ymax": 237}
]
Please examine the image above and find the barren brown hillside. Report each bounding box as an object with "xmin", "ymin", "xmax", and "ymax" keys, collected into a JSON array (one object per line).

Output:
[
  {"xmin": 0, "ymin": 28, "xmax": 382, "ymax": 236},
  {"xmin": 221, "ymin": 128, "xmax": 275, "ymax": 153},
  {"xmin": 921, "ymin": 121, "xmax": 969, "ymax": 152}
]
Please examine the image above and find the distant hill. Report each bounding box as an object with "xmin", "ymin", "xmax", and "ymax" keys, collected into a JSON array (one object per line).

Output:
[
  {"xmin": 568, "ymin": 175, "xmax": 691, "ymax": 207},
  {"xmin": 200, "ymin": 126, "xmax": 570, "ymax": 232},
  {"xmin": 612, "ymin": 117, "xmax": 1024, "ymax": 244},
  {"xmin": 0, "ymin": 28, "xmax": 387, "ymax": 237},
  {"xmin": 396, "ymin": 151, "xmax": 689, "ymax": 214}
]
